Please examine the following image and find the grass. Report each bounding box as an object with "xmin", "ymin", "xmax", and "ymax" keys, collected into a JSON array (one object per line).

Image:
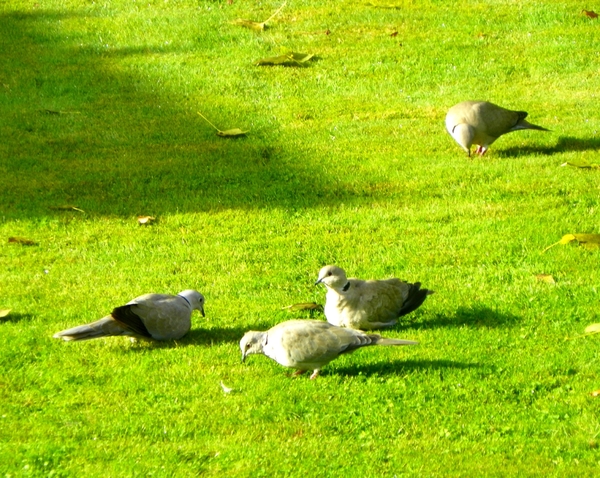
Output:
[{"xmin": 1, "ymin": 0, "xmax": 600, "ymax": 475}]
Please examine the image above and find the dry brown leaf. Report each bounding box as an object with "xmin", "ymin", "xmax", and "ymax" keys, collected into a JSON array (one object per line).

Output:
[
  {"xmin": 0, "ymin": 309, "xmax": 11, "ymax": 318},
  {"xmin": 49, "ymin": 205, "xmax": 85, "ymax": 212},
  {"xmin": 8, "ymin": 237, "xmax": 37, "ymax": 246},
  {"xmin": 390, "ymin": 31, "xmax": 398, "ymax": 37},
  {"xmin": 282, "ymin": 302, "xmax": 324, "ymax": 312},
  {"xmin": 137, "ymin": 215, "xmax": 156, "ymax": 225},
  {"xmin": 256, "ymin": 52, "xmax": 314, "ymax": 66},
  {"xmin": 535, "ymin": 274, "xmax": 555, "ymax": 284},
  {"xmin": 230, "ymin": 1, "xmax": 286, "ymax": 31},
  {"xmin": 582, "ymin": 10, "xmax": 599, "ymax": 19}
]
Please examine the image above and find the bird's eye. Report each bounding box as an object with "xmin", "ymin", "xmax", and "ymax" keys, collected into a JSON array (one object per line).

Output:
[{"xmin": 327, "ymin": 272, "xmax": 333, "ymax": 276}]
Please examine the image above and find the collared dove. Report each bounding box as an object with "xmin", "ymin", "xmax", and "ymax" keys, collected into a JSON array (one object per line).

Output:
[
  {"xmin": 240, "ymin": 319, "xmax": 417, "ymax": 379},
  {"xmin": 445, "ymin": 100, "xmax": 549, "ymax": 156},
  {"xmin": 315, "ymin": 265, "xmax": 433, "ymax": 330},
  {"xmin": 53, "ymin": 290, "xmax": 205, "ymax": 341}
]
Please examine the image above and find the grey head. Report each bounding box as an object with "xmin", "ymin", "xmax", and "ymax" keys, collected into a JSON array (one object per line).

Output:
[
  {"xmin": 315, "ymin": 265, "xmax": 349, "ymax": 289},
  {"xmin": 178, "ymin": 289, "xmax": 206, "ymax": 317},
  {"xmin": 240, "ymin": 331, "xmax": 267, "ymax": 363}
]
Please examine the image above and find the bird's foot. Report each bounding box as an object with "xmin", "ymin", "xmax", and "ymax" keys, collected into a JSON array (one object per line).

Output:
[
  {"xmin": 309, "ymin": 370, "xmax": 320, "ymax": 380},
  {"xmin": 292, "ymin": 370, "xmax": 307, "ymax": 378}
]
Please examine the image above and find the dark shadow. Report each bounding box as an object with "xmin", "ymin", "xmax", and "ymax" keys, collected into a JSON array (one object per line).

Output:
[
  {"xmin": 332, "ymin": 359, "xmax": 480, "ymax": 377},
  {"xmin": 186, "ymin": 323, "xmax": 274, "ymax": 345},
  {"xmin": 497, "ymin": 136, "xmax": 600, "ymax": 158},
  {"xmin": 399, "ymin": 306, "xmax": 520, "ymax": 331},
  {"xmin": 0, "ymin": 312, "xmax": 35, "ymax": 323},
  {"xmin": 0, "ymin": 9, "xmax": 342, "ymax": 220}
]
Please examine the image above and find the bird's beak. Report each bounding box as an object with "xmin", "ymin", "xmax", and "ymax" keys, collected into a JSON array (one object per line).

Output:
[
  {"xmin": 241, "ymin": 352, "xmax": 246, "ymax": 364},
  {"xmin": 314, "ymin": 278, "xmax": 322, "ymax": 285},
  {"xmin": 200, "ymin": 306, "xmax": 205, "ymax": 317}
]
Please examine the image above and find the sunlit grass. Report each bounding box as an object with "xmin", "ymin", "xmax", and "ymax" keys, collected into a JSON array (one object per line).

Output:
[{"xmin": 1, "ymin": 0, "xmax": 599, "ymax": 475}]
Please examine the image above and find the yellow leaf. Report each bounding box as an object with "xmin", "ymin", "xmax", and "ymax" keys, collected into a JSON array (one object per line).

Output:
[
  {"xmin": 229, "ymin": 2, "xmax": 287, "ymax": 31},
  {"xmin": 230, "ymin": 19, "xmax": 265, "ymax": 31},
  {"xmin": 197, "ymin": 112, "xmax": 248, "ymax": 137},
  {"xmin": 8, "ymin": 236, "xmax": 37, "ymax": 246},
  {"xmin": 584, "ymin": 323, "xmax": 600, "ymax": 334},
  {"xmin": 535, "ymin": 274, "xmax": 555, "ymax": 284},
  {"xmin": 216, "ymin": 129, "xmax": 249, "ymax": 137},
  {"xmin": 592, "ymin": 390, "xmax": 600, "ymax": 397},
  {"xmin": 543, "ymin": 233, "xmax": 600, "ymax": 253},
  {"xmin": 0, "ymin": 309, "xmax": 10, "ymax": 318}
]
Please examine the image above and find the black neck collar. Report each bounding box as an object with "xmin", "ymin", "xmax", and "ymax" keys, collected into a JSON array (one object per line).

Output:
[{"xmin": 342, "ymin": 282, "xmax": 350, "ymax": 292}]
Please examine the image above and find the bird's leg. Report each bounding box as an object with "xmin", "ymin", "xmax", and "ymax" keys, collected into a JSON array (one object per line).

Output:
[
  {"xmin": 292, "ymin": 370, "xmax": 307, "ymax": 378},
  {"xmin": 477, "ymin": 146, "xmax": 488, "ymax": 156},
  {"xmin": 309, "ymin": 370, "xmax": 321, "ymax": 380}
]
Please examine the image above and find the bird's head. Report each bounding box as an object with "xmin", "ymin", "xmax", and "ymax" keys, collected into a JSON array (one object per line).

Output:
[
  {"xmin": 178, "ymin": 290, "xmax": 206, "ymax": 317},
  {"xmin": 240, "ymin": 331, "xmax": 267, "ymax": 363},
  {"xmin": 315, "ymin": 265, "xmax": 348, "ymax": 290}
]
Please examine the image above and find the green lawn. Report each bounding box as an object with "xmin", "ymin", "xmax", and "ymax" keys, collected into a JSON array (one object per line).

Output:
[{"xmin": 1, "ymin": 0, "xmax": 599, "ymax": 475}]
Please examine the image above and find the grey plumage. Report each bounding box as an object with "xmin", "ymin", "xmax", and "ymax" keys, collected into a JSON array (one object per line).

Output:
[
  {"xmin": 445, "ymin": 100, "xmax": 549, "ymax": 156},
  {"xmin": 53, "ymin": 289, "xmax": 205, "ymax": 341},
  {"xmin": 316, "ymin": 265, "xmax": 433, "ymax": 330},
  {"xmin": 240, "ymin": 319, "xmax": 417, "ymax": 379}
]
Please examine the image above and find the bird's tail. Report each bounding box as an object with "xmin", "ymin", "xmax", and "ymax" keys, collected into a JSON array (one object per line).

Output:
[
  {"xmin": 370, "ymin": 336, "xmax": 418, "ymax": 346},
  {"xmin": 53, "ymin": 316, "xmax": 125, "ymax": 341},
  {"xmin": 516, "ymin": 120, "xmax": 550, "ymax": 132},
  {"xmin": 513, "ymin": 112, "xmax": 550, "ymax": 132},
  {"xmin": 399, "ymin": 283, "xmax": 434, "ymax": 317}
]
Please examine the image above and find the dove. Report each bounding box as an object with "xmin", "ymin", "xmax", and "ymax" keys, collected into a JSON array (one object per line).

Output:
[
  {"xmin": 445, "ymin": 100, "xmax": 549, "ymax": 156},
  {"xmin": 53, "ymin": 290, "xmax": 205, "ymax": 341},
  {"xmin": 240, "ymin": 319, "xmax": 417, "ymax": 379},
  {"xmin": 315, "ymin": 265, "xmax": 433, "ymax": 330}
]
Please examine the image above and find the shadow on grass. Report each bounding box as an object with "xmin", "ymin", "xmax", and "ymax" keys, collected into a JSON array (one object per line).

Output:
[
  {"xmin": 0, "ymin": 9, "xmax": 339, "ymax": 219},
  {"xmin": 400, "ymin": 305, "xmax": 520, "ymax": 330},
  {"xmin": 497, "ymin": 136, "xmax": 600, "ymax": 158},
  {"xmin": 0, "ymin": 313, "xmax": 35, "ymax": 323},
  {"xmin": 332, "ymin": 359, "xmax": 480, "ymax": 377}
]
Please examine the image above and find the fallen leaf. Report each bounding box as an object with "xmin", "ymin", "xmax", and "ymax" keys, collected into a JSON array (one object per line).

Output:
[
  {"xmin": 582, "ymin": 9, "xmax": 598, "ymax": 19},
  {"xmin": 230, "ymin": 1, "xmax": 286, "ymax": 31},
  {"xmin": 390, "ymin": 31, "xmax": 398, "ymax": 37},
  {"xmin": 8, "ymin": 237, "xmax": 37, "ymax": 246},
  {"xmin": 197, "ymin": 112, "xmax": 249, "ymax": 137},
  {"xmin": 535, "ymin": 274, "xmax": 555, "ymax": 284},
  {"xmin": 216, "ymin": 128, "xmax": 248, "ymax": 137},
  {"xmin": 584, "ymin": 323, "xmax": 600, "ymax": 334},
  {"xmin": 560, "ymin": 161, "xmax": 600, "ymax": 169},
  {"xmin": 542, "ymin": 233, "xmax": 600, "ymax": 253},
  {"xmin": 230, "ymin": 19, "xmax": 266, "ymax": 31},
  {"xmin": 0, "ymin": 309, "xmax": 10, "ymax": 318},
  {"xmin": 365, "ymin": 2, "xmax": 402, "ymax": 8},
  {"xmin": 282, "ymin": 302, "xmax": 324, "ymax": 312},
  {"xmin": 592, "ymin": 390, "xmax": 600, "ymax": 397},
  {"xmin": 220, "ymin": 381, "xmax": 234, "ymax": 394},
  {"xmin": 49, "ymin": 205, "xmax": 85, "ymax": 212},
  {"xmin": 256, "ymin": 52, "xmax": 314, "ymax": 66},
  {"xmin": 137, "ymin": 215, "xmax": 156, "ymax": 225}
]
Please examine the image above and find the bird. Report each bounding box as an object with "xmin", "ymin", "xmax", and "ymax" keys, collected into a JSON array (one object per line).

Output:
[
  {"xmin": 315, "ymin": 265, "xmax": 433, "ymax": 330},
  {"xmin": 445, "ymin": 100, "xmax": 549, "ymax": 156},
  {"xmin": 53, "ymin": 290, "xmax": 205, "ymax": 341},
  {"xmin": 240, "ymin": 319, "xmax": 417, "ymax": 379}
]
